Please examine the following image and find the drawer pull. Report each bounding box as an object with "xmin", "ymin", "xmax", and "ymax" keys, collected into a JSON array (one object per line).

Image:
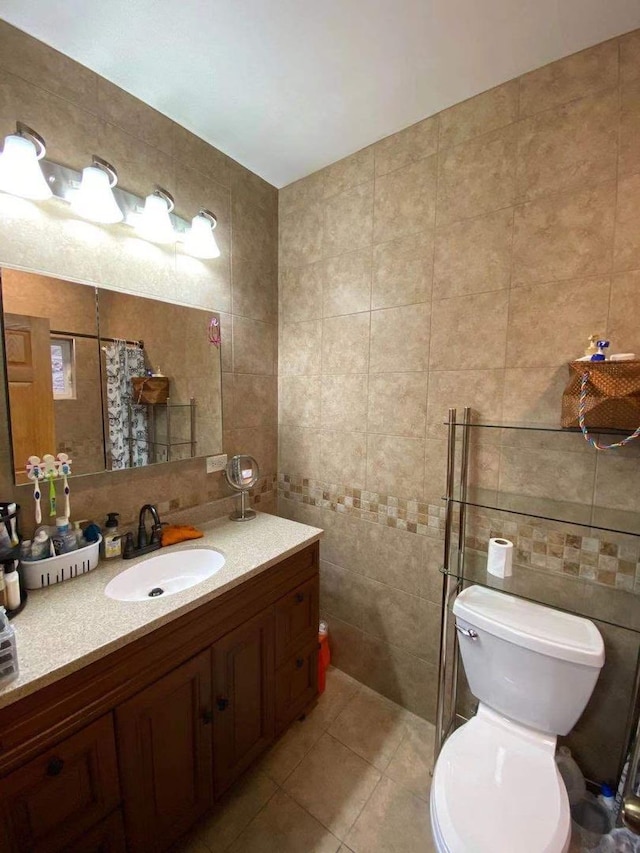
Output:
[
  {"xmin": 46, "ymin": 757, "xmax": 65, "ymax": 777},
  {"xmin": 295, "ymin": 658, "xmax": 304, "ymax": 669},
  {"xmin": 216, "ymin": 697, "xmax": 229, "ymax": 711},
  {"xmin": 295, "ymin": 592, "xmax": 304, "ymax": 603}
]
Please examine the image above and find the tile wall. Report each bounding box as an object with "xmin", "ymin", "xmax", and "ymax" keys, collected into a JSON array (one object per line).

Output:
[
  {"xmin": 0, "ymin": 20, "xmax": 278, "ymax": 530},
  {"xmin": 277, "ymin": 29, "xmax": 640, "ymax": 777}
]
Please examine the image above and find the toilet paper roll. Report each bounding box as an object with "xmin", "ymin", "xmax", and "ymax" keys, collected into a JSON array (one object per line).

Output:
[{"xmin": 487, "ymin": 537, "xmax": 513, "ymax": 578}]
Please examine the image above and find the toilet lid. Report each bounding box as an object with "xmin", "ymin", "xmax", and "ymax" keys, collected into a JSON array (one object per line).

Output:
[{"xmin": 432, "ymin": 711, "xmax": 570, "ymax": 853}]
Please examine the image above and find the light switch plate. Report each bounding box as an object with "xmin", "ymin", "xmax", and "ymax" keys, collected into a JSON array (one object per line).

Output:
[{"xmin": 206, "ymin": 454, "xmax": 228, "ymax": 474}]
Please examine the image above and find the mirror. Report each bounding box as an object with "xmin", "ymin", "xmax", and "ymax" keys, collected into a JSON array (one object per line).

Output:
[
  {"xmin": 1, "ymin": 267, "xmax": 223, "ymax": 484},
  {"xmin": 225, "ymin": 454, "xmax": 260, "ymax": 521}
]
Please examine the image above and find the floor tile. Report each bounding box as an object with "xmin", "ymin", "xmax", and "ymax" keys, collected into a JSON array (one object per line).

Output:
[
  {"xmin": 228, "ymin": 790, "xmax": 341, "ymax": 853},
  {"xmin": 283, "ymin": 732, "xmax": 381, "ymax": 840},
  {"xmin": 345, "ymin": 776, "xmax": 436, "ymax": 853},
  {"xmin": 384, "ymin": 715, "xmax": 435, "ymax": 801},
  {"xmin": 258, "ymin": 714, "xmax": 326, "ymax": 784},
  {"xmin": 328, "ymin": 684, "xmax": 409, "ymax": 770},
  {"xmin": 197, "ymin": 769, "xmax": 277, "ymax": 852},
  {"xmin": 308, "ymin": 666, "xmax": 362, "ymax": 729}
]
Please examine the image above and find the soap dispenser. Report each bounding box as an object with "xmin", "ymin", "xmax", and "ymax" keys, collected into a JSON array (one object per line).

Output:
[{"xmin": 103, "ymin": 513, "xmax": 122, "ymax": 559}]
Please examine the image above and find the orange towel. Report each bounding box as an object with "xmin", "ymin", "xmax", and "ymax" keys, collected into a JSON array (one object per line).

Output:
[{"xmin": 161, "ymin": 524, "xmax": 204, "ymax": 547}]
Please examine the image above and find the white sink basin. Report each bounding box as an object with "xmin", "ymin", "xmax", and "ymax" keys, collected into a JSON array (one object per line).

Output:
[{"xmin": 105, "ymin": 548, "xmax": 225, "ymax": 602}]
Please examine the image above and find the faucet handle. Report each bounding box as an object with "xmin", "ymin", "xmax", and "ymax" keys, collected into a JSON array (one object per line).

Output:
[{"xmin": 123, "ymin": 532, "xmax": 135, "ymax": 559}]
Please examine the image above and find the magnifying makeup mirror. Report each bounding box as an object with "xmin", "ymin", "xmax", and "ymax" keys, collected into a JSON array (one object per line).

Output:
[{"xmin": 225, "ymin": 454, "xmax": 259, "ymax": 521}]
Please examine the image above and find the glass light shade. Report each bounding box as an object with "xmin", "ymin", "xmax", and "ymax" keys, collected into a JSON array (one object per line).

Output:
[
  {"xmin": 70, "ymin": 165, "xmax": 123, "ymax": 224},
  {"xmin": 137, "ymin": 192, "xmax": 176, "ymax": 244},
  {"xmin": 0, "ymin": 134, "xmax": 52, "ymax": 201},
  {"xmin": 184, "ymin": 212, "xmax": 220, "ymax": 259}
]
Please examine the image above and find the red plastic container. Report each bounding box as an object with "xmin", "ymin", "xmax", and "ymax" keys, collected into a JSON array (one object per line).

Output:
[{"xmin": 318, "ymin": 621, "xmax": 330, "ymax": 694}]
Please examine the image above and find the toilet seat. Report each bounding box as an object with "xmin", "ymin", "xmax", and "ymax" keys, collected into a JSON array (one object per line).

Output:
[{"xmin": 431, "ymin": 705, "xmax": 571, "ymax": 853}]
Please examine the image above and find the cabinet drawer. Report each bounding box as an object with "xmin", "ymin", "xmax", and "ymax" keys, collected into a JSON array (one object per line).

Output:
[
  {"xmin": 0, "ymin": 714, "xmax": 120, "ymax": 853},
  {"xmin": 275, "ymin": 575, "xmax": 319, "ymax": 665},
  {"xmin": 275, "ymin": 640, "xmax": 318, "ymax": 732},
  {"xmin": 63, "ymin": 809, "xmax": 127, "ymax": 853}
]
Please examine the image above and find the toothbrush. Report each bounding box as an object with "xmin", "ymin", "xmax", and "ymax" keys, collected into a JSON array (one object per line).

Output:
[
  {"xmin": 43, "ymin": 454, "xmax": 58, "ymax": 517},
  {"xmin": 26, "ymin": 456, "xmax": 44, "ymax": 525},
  {"xmin": 56, "ymin": 453, "xmax": 72, "ymax": 519}
]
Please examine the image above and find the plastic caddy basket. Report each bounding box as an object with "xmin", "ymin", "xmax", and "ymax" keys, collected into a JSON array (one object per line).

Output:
[{"xmin": 21, "ymin": 536, "xmax": 102, "ymax": 590}]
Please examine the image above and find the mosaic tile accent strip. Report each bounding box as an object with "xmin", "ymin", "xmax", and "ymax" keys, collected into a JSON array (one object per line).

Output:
[{"xmin": 278, "ymin": 473, "xmax": 640, "ymax": 594}]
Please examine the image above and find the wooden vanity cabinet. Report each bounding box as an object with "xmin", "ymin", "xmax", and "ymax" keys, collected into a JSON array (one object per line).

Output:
[{"xmin": 0, "ymin": 541, "xmax": 319, "ymax": 853}]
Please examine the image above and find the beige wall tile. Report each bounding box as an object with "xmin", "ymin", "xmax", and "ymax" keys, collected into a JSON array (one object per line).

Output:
[
  {"xmin": 372, "ymin": 233, "xmax": 433, "ymax": 309},
  {"xmin": 361, "ymin": 578, "xmax": 438, "ymax": 660},
  {"xmin": 280, "ymin": 262, "xmax": 323, "ymax": 324},
  {"xmin": 279, "ymin": 375, "xmax": 321, "ymax": 426},
  {"xmin": 502, "ymin": 366, "xmax": 569, "ymax": 423},
  {"xmin": 519, "ymin": 40, "xmax": 619, "ymax": 117},
  {"xmin": 280, "ymin": 204, "xmax": 324, "ymax": 267},
  {"xmin": 366, "ymin": 434, "xmax": 425, "ymax": 498},
  {"xmin": 426, "ymin": 369, "xmax": 504, "ymax": 439},
  {"xmin": 230, "ymin": 374, "xmax": 277, "ymax": 429},
  {"xmin": 322, "ymin": 148, "xmax": 374, "ymax": 199},
  {"xmin": 358, "ymin": 636, "xmax": 437, "ymax": 720},
  {"xmin": 232, "ymin": 255, "xmax": 277, "ymax": 324},
  {"xmin": 430, "ymin": 290, "xmax": 509, "ymax": 370},
  {"xmin": 506, "ymin": 277, "xmax": 611, "ymax": 368},
  {"xmin": 279, "ymin": 320, "xmax": 322, "ymax": 376},
  {"xmin": 614, "ymin": 172, "xmax": 640, "ymax": 272},
  {"xmin": 175, "ymin": 161, "xmax": 231, "ymax": 261},
  {"xmin": 320, "ymin": 509, "xmax": 365, "ymax": 571},
  {"xmin": 233, "ymin": 316, "xmax": 275, "ymax": 375},
  {"xmin": 320, "ymin": 561, "xmax": 367, "ymax": 627},
  {"xmin": 279, "ymin": 171, "xmax": 324, "ymax": 220},
  {"xmin": 512, "ymin": 181, "xmax": 616, "ymax": 285},
  {"xmin": 620, "ymin": 30, "xmax": 640, "ymax": 113},
  {"xmin": 437, "ymin": 125, "xmax": 517, "ymax": 226},
  {"xmin": 433, "ymin": 208, "xmax": 513, "ymax": 299},
  {"xmin": 96, "ymin": 120, "xmax": 174, "ymax": 200},
  {"xmin": 320, "ymin": 431, "xmax": 367, "ymax": 489},
  {"xmin": 173, "ymin": 124, "xmax": 231, "ymax": 187},
  {"xmin": 374, "ymin": 116, "xmax": 438, "ymax": 176},
  {"xmin": 321, "ymin": 374, "xmax": 368, "ymax": 432},
  {"xmin": 439, "ymin": 80, "xmax": 519, "ymax": 149},
  {"xmin": 224, "ymin": 426, "xmax": 277, "ymax": 476},
  {"xmin": 609, "ymin": 271, "xmax": 640, "ymax": 354},
  {"xmin": 516, "ymin": 90, "xmax": 618, "ymax": 202},
  {"xmin": 97, "ymin": 78, "xmax": 174, "ymax": 156},
  {"xmin": 232, "ymin": 176, "xmax": 277, "ymax": 270},
  {"xmin": 595, "ymin": 450, "xmax": 640, "ymax": 513},
  {"xmin": 322, "ymin": 313, "xmax": 371, "ymax": 374},
  {"xmin": 370, "ymin": 304, "xmax": 430, "ymax": 373},
  {"xmin": 322, "ymin": 249, "xmax": 372, "ymax": 317},
  {"xmin": 324, "ymin": 182, "xmax": 374, "ymax": 257},
  {"xmin": 620, "ymin": 109, "xmax": 640, "ymax": 178},
  {"xmin": 278, "ymin": 425, "xmax": 322, "ymax": 479},
  {"xmin": 499, "ymin": 444, "xmax": 596, "ymax": 504},
  {"xmin": 373, "ymin": 157, "xmax": 437, "ymax": 243},
  {"xmin": 358, "ymin": 522, "xmax": 427, "ymax": 597},
  {"xmin": 0, "ymin": 20, "xmax": 97, "ymax": 112},
  {"xmin": 367, "ymin": 372, "xmax": 428, "ymax": 438}
]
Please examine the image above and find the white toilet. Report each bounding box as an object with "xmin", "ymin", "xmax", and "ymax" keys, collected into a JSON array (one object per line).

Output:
[{"xmin": 431, "ymin": 585, "xmax": 605, "ymax": 853}]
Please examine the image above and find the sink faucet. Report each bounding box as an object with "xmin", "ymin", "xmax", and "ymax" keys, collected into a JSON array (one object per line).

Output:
[{"xmin": 123, "ymin": 504, "xmax": 164, "ymax": 559}]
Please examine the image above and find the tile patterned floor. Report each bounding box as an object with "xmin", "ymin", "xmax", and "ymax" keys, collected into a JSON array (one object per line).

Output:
[{"xmin": 175, "ymin": 667, "xmax": 437, "ymax": 853}]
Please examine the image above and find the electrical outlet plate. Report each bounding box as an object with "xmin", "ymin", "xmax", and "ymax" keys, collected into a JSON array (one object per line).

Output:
[{"xmin": 206, "ymin": 454, "xmax": 227, "ymax": 474}]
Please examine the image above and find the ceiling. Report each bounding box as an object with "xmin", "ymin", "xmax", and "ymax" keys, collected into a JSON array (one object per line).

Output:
[{"xmin": 1, "ymin": 0, "xmax": 639, "ymax": 188}]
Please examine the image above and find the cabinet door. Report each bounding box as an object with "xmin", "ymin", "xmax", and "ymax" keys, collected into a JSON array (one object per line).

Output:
[
  {"xmin": 275, "ymin": 639, "xmax": 319, "ymax": 733},
  {"xmin": 274, "ymin": 575, "xmax": 319, "ymax": 665},
  {"xmin": 0, "ymin": 713, "xmax": 120, "ymax": 853},
  {"xmin": 213, "ymin": 608, "xmax": 275, "ymax": 795},
  {"xmin": 63, "ymin": 810, "xmax": 127, "ymax": 853},
  {"xmin": 116, "ymin": 650, "xmax": 213, "ymax": 853}
]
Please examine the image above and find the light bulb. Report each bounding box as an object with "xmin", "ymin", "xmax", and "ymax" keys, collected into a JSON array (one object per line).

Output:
[
  {"xmin": 0, "ymin": 132, "xmax": 52, "ymax": 201},
  {"xmin": 137, "ymin": 191, "xmax": 176, "ymax": 244},
  {"xmin": 184, "ymin": 210, "xmax": 220, "ymax": 259},
  {"xmin": 70, "ymin": 162, "xmax": 123, "ymax": 224}
]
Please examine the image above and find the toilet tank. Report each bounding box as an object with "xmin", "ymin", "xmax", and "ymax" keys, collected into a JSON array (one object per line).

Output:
[{"xmin": 454, "ymin": 586, "xmax": 605, "ymax": 736}]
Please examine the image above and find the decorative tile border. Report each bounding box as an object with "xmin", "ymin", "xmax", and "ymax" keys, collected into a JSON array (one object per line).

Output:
[{"xmin": 278, "ymin": 473, "xmax": 640, "ymax": 594}]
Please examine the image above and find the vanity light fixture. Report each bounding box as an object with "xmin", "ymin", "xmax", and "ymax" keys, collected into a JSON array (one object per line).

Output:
[
  {"xmin": 136, "ymin": 188, "xmax": 176, "ymax": 244},
  {"xmin": 69, "ymin": 156, "xmax": 123, "ymax": 224},
  {"xmin": 184, "ymin": 209, "xmax": 220, "ymax": 259},
  {"xmin": 0, "ymin": 122, "xmax": 52, "ymax": 201}
]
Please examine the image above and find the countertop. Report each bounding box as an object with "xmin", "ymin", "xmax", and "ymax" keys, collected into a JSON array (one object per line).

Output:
[{"xmin": 0, "ymin": 512, "xmax": 322, "ymax": 710}]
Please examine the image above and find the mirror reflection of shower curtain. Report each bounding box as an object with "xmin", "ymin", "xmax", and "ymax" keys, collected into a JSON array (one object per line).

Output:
[{"xmin": 104, "ymin": 341, "xmax": 149, "ymax": 469}]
